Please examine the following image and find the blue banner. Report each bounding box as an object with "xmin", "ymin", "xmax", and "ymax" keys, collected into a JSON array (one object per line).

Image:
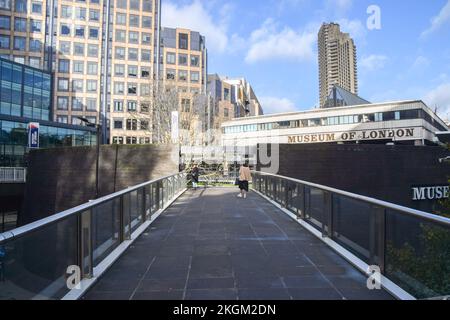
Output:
[{"xmin": 28, "ymin": 122, "xmax": 39, "ymax": 148}]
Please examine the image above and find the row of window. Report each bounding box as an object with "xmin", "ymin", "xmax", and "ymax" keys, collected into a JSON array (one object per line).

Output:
[
  {"xmin": 114, "ymin": 47, "xmax": 151, "ymax": 62},
  {"xmin": 114, "ymin": 13, "xmax": 152, "ymax": 27},
  {"xmin": 223, "ymin": 109, "xmax": 443, "ymax": 134},
  {"xmin": 60, "ymin": 24, "xmax": 100, "ymax": 39},
  {"xmin": 0, "ymin": 16, "xmax": 43, "ymax": 33},
  {"xmin": 57, "ymin": 78, "xmax": 98, "ymax": 93},
  {"xmin": 58, "ymin": 41, "xmax": 99, "ymax": 56},
  {"xmin": 59, "ymin": 6, "xmax": 100, "ymax": 21},
  {"xmin": 165, "ymin": 52, "xmax": 200, "ymax": 67},
  {"xmin": 56, "ymin": 115, "xmax": 97, "ymax": 126},
  {"xmin": 112, "ymin": 136, "xmax": 151, "ymax": 145},
  {"xmin": 114, "ymin": 0, "xmax": 153, "ymax": 11},
  {"xmin": 56, "ymin": 96, "xmax": 97, "ymax": 111},
  {"xmin": 0, "ymin": 0, "xmax": 43, "ymax": 14},
  {"xmin": 0, "ymin": 54, "xmax": 41, "ymax": 68},
  {"xmin": 114, "ymin": 64, "xmax": 151, "ymax": 78},
  {"xmin": 58, "ymin": 59, "xmax": 99, "ymax": 75},
  {"xmin": 115, "ymin": 29, "xmax": 152, "ymax": 44},
  {"xmin": 112, "ymin": 82, "xmax": 151, "ymax": 96},
  {"xmin": 166, "ymin": 69, "xmax": 200, "ymax": 83},
  {"xmin": 0, "ymin": 35, "xmax": 43, "ymax": 52},
  {"xmin": 112, "ymin": 100, "xmax": 149, "ymax": 113},
  {"xmin": 113, "ymin": 118, "xmax": 148, "ymax": 131}
]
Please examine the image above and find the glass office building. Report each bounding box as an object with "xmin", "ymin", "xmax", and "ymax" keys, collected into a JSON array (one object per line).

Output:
[{"xmin": 0, "ymin": 58, "xmax": 96, "ymax": 167}]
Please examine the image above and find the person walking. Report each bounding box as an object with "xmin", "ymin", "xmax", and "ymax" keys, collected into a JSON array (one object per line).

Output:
[
  {"xmin": 191, "ymin": 164, "xmax": 199, "ymax": 190},
  {"xmin": 237, "ymin": 162, "xmax": 251, "ymax": 199}
]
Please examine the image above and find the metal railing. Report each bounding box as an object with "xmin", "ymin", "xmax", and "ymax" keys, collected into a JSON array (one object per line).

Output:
[
  {"xmin": 0, "ymin": 167, "xmax": 26, "ymax": 183},
  {"xmin": 0, "ymin": 172, "xmax": 187, "ymax": 300},
  {"xmin": 252, "ymin": 171, "xmax": 450, "ymax": 300}
]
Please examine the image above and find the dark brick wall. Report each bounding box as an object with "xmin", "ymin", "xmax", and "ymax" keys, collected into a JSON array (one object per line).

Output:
[
  {"xmin": 20, "ymin": 144, "xmax": 178, "ymax": 225},
  {"xmin": 257, "ymin": 144, "xmax": 450, "ymax": 212}
]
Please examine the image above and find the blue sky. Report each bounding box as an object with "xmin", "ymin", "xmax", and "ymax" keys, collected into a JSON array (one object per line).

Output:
[{"xmin": 162, "ymin": 0, "xmax": 450, "ymax": 118}]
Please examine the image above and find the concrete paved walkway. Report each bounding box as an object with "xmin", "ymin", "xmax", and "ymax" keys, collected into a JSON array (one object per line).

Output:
[{"xmin": 82, "ymin": 188, "xmax": 393, "ymax": 300}]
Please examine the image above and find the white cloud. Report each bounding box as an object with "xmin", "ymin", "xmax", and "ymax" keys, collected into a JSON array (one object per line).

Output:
[
  {"xmin": 337, "ymin": 18, "xmax": 367, "ymax": 42},
  {"xmin": 245, "ymin": 19, "xmax": 316, "ymax": 63},
  {"xmin": 359, "ymin": 54, "xmax": 388, "ymax": 71},
  {"xmin": 423, "ymin": 82, "xmax": 450, "ymax": 119},
  {"xmin": 162, "ymin": 0, "xmax": 229, "ymax": 53},
  {"xmin": 421, "ymin": 0, "xmax": 450, "ymax": 38},
  {"xmin": 260, "ymin": 96, "xmax": 298, "ymax": 114},
  {"xmin": 325, "ymin": 0, "xmax": 353, "ymax": 12},
  {"xmin": 412, "ymin": 55, "xmax": 430, "ymax": 69}
]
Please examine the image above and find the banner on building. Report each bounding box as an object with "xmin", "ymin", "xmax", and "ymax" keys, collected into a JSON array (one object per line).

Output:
[
  {"xmin": 171, "ymin": 111, "xmax": 179, "ymax": 143},
  {"xmin": 28, "ymin": 122, "xmax": 40, "ymax": 148}
]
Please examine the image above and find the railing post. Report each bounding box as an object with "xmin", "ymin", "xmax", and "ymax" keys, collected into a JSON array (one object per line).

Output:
[
  {"xmin": 376, "ymin": 207, "xmax": 386, "ymax": 274},
  {"xmin": 79, "ymin": 210, "xmax": 93, "ymax": 279},
  {"xmin": 119, "ymin": 195, "xmax": 125, "ymax": 242},
  {"xmin": 299, "ymin": 184, "xmax": 305, "ymax": 219},
  {"xmin": 141, "ymin": 187, "xmax": 146, "ymax": 222},
  {"xmin": 322, "ymin": 191, "xmax": 333, "ymax": 238},
  {"xmin": 284, "ymin": 181, "xmax": 289, "ymax": 208}
]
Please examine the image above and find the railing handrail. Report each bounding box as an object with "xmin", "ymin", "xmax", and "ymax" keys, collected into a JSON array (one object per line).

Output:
[
  {"xmin": 0, "ymin": 172, "xmax": 185, "ymax": 243},
  {"xmin": 252, "ymin": 170, "xmax": 450, "ymax": 227},
  {"xmin": 0, "ymin": 167, "xmax": 26, "ymax": 183}
]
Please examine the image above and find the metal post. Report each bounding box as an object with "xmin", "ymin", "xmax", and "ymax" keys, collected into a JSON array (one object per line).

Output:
[
  {"xmin": 141, "ymin": 188, "xmax": 146, "ymax": 222},
  {"xmin": 95, "ymin": 125, "xmax": 101, "ymax": 199},
  {"xmin": 321, "ymin": 191, "xmax": 333, "ymax": 238},
  {"xmin": 80, "ymin": 210, "xmax": 93, "ymax": 278},
  {"xmin": 299, "ymin": 184, "xmax": 305, "ymax": 219},
  {"xmin": 119, "ymin": 195, "xmax": 125, "ymax": 242},
  {"xmin": 376, "ymin": 207, "xmax": 386, "ymax": 273}
]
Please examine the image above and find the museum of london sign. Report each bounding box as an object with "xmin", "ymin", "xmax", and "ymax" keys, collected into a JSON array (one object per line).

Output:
[{"xmin": 287, "ymin": 128, "xmax": 417, "ymax": 144}]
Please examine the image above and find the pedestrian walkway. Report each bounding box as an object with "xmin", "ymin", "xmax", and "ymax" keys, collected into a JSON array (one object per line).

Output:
[{"xmin": 82, "ymin": 188, "xmax": 394, "ymax": 300}]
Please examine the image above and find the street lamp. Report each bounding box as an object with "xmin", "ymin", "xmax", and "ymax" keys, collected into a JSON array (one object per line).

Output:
[{"xmin": 77, "ymin": 116, "xmax": 102, "ymax": 199}]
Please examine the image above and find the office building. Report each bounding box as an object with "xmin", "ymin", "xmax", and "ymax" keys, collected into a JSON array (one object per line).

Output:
[
  {"xmin": 318, "ymin": 22, "xmax": 358, "ymax": 108},
  {"xmin": 0, "ymin": 57, "xmax": 96, "ymax": 167}
]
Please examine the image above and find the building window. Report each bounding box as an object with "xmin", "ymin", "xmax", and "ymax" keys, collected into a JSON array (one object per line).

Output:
[
  {"xmin": 14, "ymin": 17, "xmax": 26, "ymax": 32},
  {"xmin": 116, "ymin": 0, "xmax": 127, "ymax": 9},
  {"xmin": 141, "ymin": 103, "xmax": 149, "ymax": 113},
  {"xmin": 126, "ymin": 119, "xmax": 137, "ymax": 130},
  {"xmin": 13, "ymin": 36, "xmax": 26, "ymax": 51},
  {"xmin": 73, "ymin": 43, "xmax": 85, "ymax": 56},
  {"xmin": 142, "ymin": 33, "xmax": 151, "ymax": 44},
  {"xmin": 142, "ymin": 16, "xmax": 152, "ymax": 28},
  {"xmin": 72, "ymin": 97, "xmax": 84, "ymax": 111},
  {"xmin": 139, "ymin": 84, "xmax": 149, "ymax": 96},
  {"xmin": 128, "ymin": 48, "xmax": 138, "ymax": 60},
  {"xmin": 142, "ymin": 0, "xmax": 152, "ymax": 12},
  {"xmin": 181, "ymin": 99, "xmax": 190, "ymax": 112},
  {"xmin": 89, "ymin": 27, "xmax": 99, "ymax": 39},
  {"xmin": 29, "ymin": 39, "xmax": 41, "ymax": 52},
  {"xmin": 72, "ymin": 79, "xmax": 83, "ymax": 93},
  {"xmin": 75, "ymin": 25, "xmax": 85, "ymax": 38},
  {"xmin": 31, "ymin": 1, "xmax": 41, "ymax": 13},
  {"xmin": 30, "ymin": 19, "xmax": 42, "ymax": 33},
  {"xmin": 191, "ymin": 55, "xmax": 199, "ymax": 67},
  {"xmin": 86, "ymin": 98, "xmax": 97, "ymax": 111},
  {"xmin": 127, "ymin": 83, "xmax": 137, "ymax": 95},
  {"xmin": 394, "ymin": 111, "xmax": 401, "ymax": 120},
  {"xmin": 114, "ymin": 82, "xmax": 124, "ymax": 94},
  {"xmin": 129, "ymin": 15, "xmax": 139, "ymax": 27},
  {"xmin": 61, "ymin": 5, "xmax": 72, "ymax": 18},
  {"xmin": 141, "ymin": 50, "xmax": 151, "ymax": 62},
  {"xmin": 87, "ymin": 80, "xmax": 97, "ymax": 92},
  {"xmin": 127, "ymin": 100, "xmax": 137, "ymax": 111},
  {"xmin": 224, "ymin": 88, "xmax": 230, "ymax": 101},
  {"xmin": 86, "ymin": 116, "xmax": 96, "ymax": 124},
  {"xmin": 14, "ymin": 0, "xmax": 27, "ymax": 13},
  {"xmin": 178, "ymin": 70, "xmax": 188, "ymax": 82},
  {"xmin": 87, "ymin": 44, "xmax": 98, "ymax": 57},
  {"xmin": 129, "ymin": 31, "xmax": 139, "ymax": 43},
  {"xmin": 114, "ymin": 100, "xmax": 124, "ymax": 112},
  {"xmin": 113, "ymin": 119, "xmax": 123, "ymax": 129},
  {"xmin": 58, "ymin": 59, "xmax": 70, "ymax": 73},
  {"xmin": 0, "ymin": 0, "xmax": 11, "ymax": 10},
  {"xmin": 224, "ymin": 108, "xmax": 229, "ymax": 118},
  {"xmin": 190, "ymin": 71, "xmax": 199, "ymax": 83},
  {"xmin": 115, "ymin": 29, "xmax": 126, "ymax": 42},
  {"xmin": 72, "ymin": 117, "xmax": 83, "ymax": 126},
  {"xmin": 57, "ymin": 96, "xmax": 69, "ymax": 109},
  {"xmin": 126, "ymin": 137, "xmax": 137, "ymax": 144},
  {"xmin": 130, "ymin": 0, "xmax": 140, "ymax": 10},
  {"xmin": 60, "ymin": 24, "xmax": 71, "ymax": 36},
  {"xmin": 57, "ymin": 116, "xmax": 68, "ymax": 124},
  {"xmin": 140, "ymin": 120, "xmax": 149, "ymax": 130},
  {"xmin": 0, "ymin": 35, "xmax": 9, "ymax": 49},
  {"xmin": 115, "ymin": 64, "xmax": 125, "ymax": 76},
  {"xmin": 166, "ymin": 69, "xmax": 176, "ymax": 80},
  {"xmin": 0, "ymin": 15, "xmax": 9, "ymax": 30},
  {"xmin": 75, "ymin": 7, "xmax": 86, "ymax": 20},
  {"xmin": 112, "ymin": 136, "xmax": 124, "ymax": 144},
  {"xmin": 87, "ymin": 62, "xmax": 98, "ymax": 75},
  {"xmin": 166, "ymin": 52, "xmax": 176, "ymax": 64},
  {"xmin": 89, "ymin": 9, "xmax": 100, "ymax": 21},
  {"xmin": 178, "ymin": 54, "xmax": 188, "ymax": 66},
  {"xmin": 128, "ymin": 65, "xmax": 138, "ymax": 77},
  {"xmin": 141, "ymin": 67, "xmax": 150, "ymax": 78},
  {"xmin": 116, "ymin": 13, "xmax": 126, "ymax": 25},
  {"xmin": 73, "ymin": 61, "xmax": 84, "ymax": 73},
  {"xmin": 115, "ymin": 47, "xmax": 125, "ymax": 59},
  {"xmin": 59, "ymin": 41, "xmax": 70, "ymax": 54},
  {"xmin": 179, "ymin": 33, "xmax": 188, "ymax": 49},
  {"xmin": 374, "ymin": 112, "xmax": 383, "ymax": 122}
]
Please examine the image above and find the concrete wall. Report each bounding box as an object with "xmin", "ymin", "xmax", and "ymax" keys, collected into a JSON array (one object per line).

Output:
[
  {"xmin": 20, "ymin": 144, "xmax": 179, "ymax": 225},
  {"xmin": 257, "ymin": 144, "xmax": 450, "ymax": 213}
]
